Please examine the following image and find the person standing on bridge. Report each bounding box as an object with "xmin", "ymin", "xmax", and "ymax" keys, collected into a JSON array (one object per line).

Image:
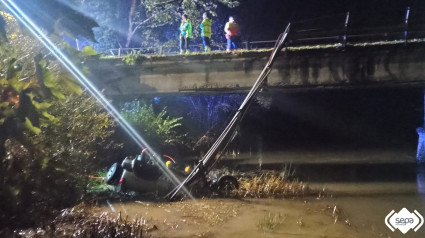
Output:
[
  {"xmin": 179, "ymin": 14, "xmax": 192, "ymax": 54},
  {"xmin": 200, "ymin": 12, "xmax": 212, "ymax": 52},
  {"xmin": 224, "ymin": 16, "xmax": 240, "ymax": 52}
]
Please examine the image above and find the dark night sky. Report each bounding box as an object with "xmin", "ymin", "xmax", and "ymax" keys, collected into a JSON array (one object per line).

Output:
[{"xmin": 231, "ymin": 0, "xmax": 425, "ymax": 41}]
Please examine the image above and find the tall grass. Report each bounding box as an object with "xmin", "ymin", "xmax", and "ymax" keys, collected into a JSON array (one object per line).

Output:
[{"xmin": 236, "ymin": 170, "xmax": 309, "ymax": 198}]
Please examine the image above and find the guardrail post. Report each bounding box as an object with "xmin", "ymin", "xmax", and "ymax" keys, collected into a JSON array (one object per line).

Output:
[
  {"xmin": 244, "ymin": 41, "xmax": 248, "ymax": 50},
  {"xmin": 118, "ymin": 48, "xmax": 121, "ymax": 56},
  {"xmin": 343, "ymin": 11, "xmax": 350, "ymax": 47},
  {"xmin": 159, "ymin": 46, "xmax": 163, "ymax": 55},
  {"xmin": 75, "ymin": 38, "xmax": 80, "ymax": 51},
  {"xmin": 405, "ymin": 6, "xmax": 410, "ymax": 45}
]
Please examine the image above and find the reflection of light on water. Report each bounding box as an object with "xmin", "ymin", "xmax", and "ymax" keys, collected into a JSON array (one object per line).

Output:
[
  {"xmin": 416, "ymin": 127, "xmax": 425, "ymax": 164},
  {"xmin": 257, "ymin": 137, "xmax": 263, "ymax": 170},
  {"xmin": 2, "ymin": 0, "xmax": 193, "ymax": 200},
  {"xmin": 417, "ymin": 167, "xmax": 425, "ymax": 195},
  {"xmin": 106, "ymin": 200, "xmax": 116, "ymax": 212}
]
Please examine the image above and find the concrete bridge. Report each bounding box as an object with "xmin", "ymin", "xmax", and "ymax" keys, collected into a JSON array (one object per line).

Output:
[{"xmin": 88, "ymin": 41, "xmax": 425, "ymax": 97}]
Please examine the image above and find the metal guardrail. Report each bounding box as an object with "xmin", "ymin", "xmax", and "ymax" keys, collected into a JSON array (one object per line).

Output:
[
  {"xmin": 108, "ymin": 40, "xmax": 285, "ymax": 56},
  {"xmin": 108, "ymin": 7, "xmax": 425, "ymax": 56},
  {"xmin": 109, "ymin": 42, "xmax": 249, "ymax": 56}
]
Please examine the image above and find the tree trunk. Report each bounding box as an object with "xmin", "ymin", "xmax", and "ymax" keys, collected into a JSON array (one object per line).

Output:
[{"xmin": 125, "ymin": 0, "xmax": 138, "ymax": 48}]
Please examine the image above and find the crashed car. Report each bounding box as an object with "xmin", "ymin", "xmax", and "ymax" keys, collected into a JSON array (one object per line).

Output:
[{"xmin": 105, "ymin": 149, "xmax": 239, "ymax": 196}]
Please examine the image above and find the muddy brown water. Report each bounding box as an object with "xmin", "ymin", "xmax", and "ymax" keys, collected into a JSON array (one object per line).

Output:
[{"xmin": 95, "ymin": 149, "xmax": 425, "ymax": 238}]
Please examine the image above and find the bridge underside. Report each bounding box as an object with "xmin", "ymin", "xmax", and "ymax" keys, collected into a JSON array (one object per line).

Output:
[{"xmin": 89, "ymin": 42, "xmax": 425, "ymax": 98}]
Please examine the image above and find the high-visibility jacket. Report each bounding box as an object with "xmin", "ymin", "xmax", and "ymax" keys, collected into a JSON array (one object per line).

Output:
[
  {"xmin": 179, "ymin": 20, "xmax": 192, "ymax": 38},
  {"xmin": 224, "ymin": 21, "xmax": 239, "ymax": 39},
  {"xmin": 200, "ymin": 18, "xmax": 212, "ymax": 38}
]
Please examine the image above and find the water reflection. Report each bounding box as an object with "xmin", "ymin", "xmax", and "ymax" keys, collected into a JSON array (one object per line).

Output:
[
  {"xmin": 230, "ymin": 150, "xmax": 425, "ymax": 237},
  {"xmin": 418, "ymin": 166, "xmax": 425, "ymax": 195}
]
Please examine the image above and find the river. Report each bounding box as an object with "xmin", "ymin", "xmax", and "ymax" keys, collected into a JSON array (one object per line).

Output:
[{"xmin": 93, "ymin": 148, "xmax": 425, "ymax": 238}]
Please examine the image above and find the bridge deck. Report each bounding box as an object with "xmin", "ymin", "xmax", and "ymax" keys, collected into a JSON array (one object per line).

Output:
[{"xmin": 88, "ymin": 40, "xmax": 425, "ymax": 97}]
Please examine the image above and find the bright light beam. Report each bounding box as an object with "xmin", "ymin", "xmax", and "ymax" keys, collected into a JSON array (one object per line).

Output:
[{"xmin": 1, "ymin": 0, "xmax": 193, "ymax": 200}]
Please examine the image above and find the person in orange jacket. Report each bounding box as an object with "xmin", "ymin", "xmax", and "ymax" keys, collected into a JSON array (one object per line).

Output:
[{"xmin": 224, "ymin": 16, "xmax": 239, "ymax": 52}]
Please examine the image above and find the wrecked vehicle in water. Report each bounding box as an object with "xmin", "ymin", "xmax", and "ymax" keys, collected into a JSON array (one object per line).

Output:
[{"xmin": 105, "ymin": 149, "xmax": 239, "ymax": 196}]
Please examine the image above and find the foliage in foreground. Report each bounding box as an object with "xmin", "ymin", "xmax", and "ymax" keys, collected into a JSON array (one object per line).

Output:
[
  {"xmin": 0, "ymin": 12, "xmax": 119, "ymax": 229},
  {"xmin": 33, "ymin": 93, "xmax": 120, "ymax": 191},
  {"xmin": 7, "ymin": 204, "xmax": 150, "ymax": 238},
  {"xmin": 0, "ymin": 93, "xmax": 119, "ymax": 229}
]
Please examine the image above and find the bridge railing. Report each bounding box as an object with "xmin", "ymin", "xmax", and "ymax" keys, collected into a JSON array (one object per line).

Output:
[
  {"xmin": 108, "ymin": 41, "xmax": 270, "ymax": 56},
  {"xmin": 108, "ymin": 7, "xmax": 425, "ymax": 56}
]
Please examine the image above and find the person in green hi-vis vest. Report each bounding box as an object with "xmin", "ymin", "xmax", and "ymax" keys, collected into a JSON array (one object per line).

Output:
[
  {"xmin": 179, "ymin": 14, "xmax": 192, "ymax": 54},
  {"xmin": 200, "ymin": 12, "xmax": 212, "ymax": 52}
]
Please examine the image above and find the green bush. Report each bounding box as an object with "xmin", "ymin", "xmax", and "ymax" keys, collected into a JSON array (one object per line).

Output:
[
  {"xmin": 33, "ymin": 93, "xmax": 120, "ymax": 192},
  {"xmin": 121, "ymin": 103, "xmax": 183, "ymax": 152},
  {"xmin": 0, "ymin": 13, "xmax": 120, "ymax": 229},
  {"xmin": 86, "ymin": 171, "xmax": 114, "ymax": 194},
  {"xmin": 0, "ymin": 93, "xmax": 120, "ymax": 229}
]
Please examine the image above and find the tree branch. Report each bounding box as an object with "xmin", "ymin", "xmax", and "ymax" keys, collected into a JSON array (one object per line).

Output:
[{"xmin": 151, "ymin": 0, "xmax": 179, "ymax": 6}]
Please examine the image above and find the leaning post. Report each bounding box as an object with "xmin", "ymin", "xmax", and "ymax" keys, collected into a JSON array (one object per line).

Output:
[
  {"xmin": 343, "ymin": 11, "xmax": 350, "ymax": 48},
  {"xmin": 404, "ymin": 7, "xmax": 410, "ymax": 46}
]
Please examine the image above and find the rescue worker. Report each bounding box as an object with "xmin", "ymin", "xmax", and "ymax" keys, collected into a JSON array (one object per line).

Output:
[
  {"xmin": 224, "ymin": 16, "xmax": 239, "ymax": 52},
  {"xmin": 200, "ymin": 12, "xmax": 212, "ymax": 52},
  {"xmin": 179, "ymin": 14, "xmax": 192, "ymax": 54}
]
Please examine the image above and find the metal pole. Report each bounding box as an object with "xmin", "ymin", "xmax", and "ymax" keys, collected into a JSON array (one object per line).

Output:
[
  {"xmin": 343, "ymin": 11, "xmax": 350, "ymax": 47},
  {"xmin": 405, "ymin": 7, "xmax": 410, "ymax": 45},
  {"xmin": 118, "ymin": 48, "xmax": 121, "ymax": 56},
  {"xmin": 245, "ymin": 41, "xmax": 248, "ymax": 50}
]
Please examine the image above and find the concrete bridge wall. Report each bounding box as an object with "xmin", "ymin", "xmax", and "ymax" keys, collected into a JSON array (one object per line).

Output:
[{"xmin": 88, "ymin": 43, "xmax": 425, "ymax": 97}]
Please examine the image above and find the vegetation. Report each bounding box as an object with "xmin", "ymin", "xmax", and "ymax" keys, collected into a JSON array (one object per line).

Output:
[
  {"xmin": 9, "ymin": 204, "xmax": 150, "ymax": 237},
  {"xmin": 0, "ymin": 11, "xmax": 118, "ymax": 230},
  {"xmin": 118, "ymin": 48, "xmax": 273, "ymax": 64},
  {"xmin": 32, "ymin": 93, "xmax": 120, "ymax": 190},
  {"xmin": 121, "ymin": 103, "xmax": 183, "ymax": 152},
  {"xmin": 116, "ymin": 45, "xmax": 351, "ymax": 65},
  {"xmin": 236, "ymin": 170, "xmax": 310, "ymax": 198},
  {"xmin": 257, "ymin": 212, "xmax": 287, "ymax": 233},
  {"xmin": 86, "ymin": 172, "xmax": 113, "ymax": 194}
]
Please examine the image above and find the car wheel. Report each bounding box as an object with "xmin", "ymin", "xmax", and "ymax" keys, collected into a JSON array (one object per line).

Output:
[
  {"xmin": 217, "ymin": 176, "xmax": 239, "ymax": 196},
  {"xmin": 106, "ymin": 163, "xmax": 122, "ymax": 185}
]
